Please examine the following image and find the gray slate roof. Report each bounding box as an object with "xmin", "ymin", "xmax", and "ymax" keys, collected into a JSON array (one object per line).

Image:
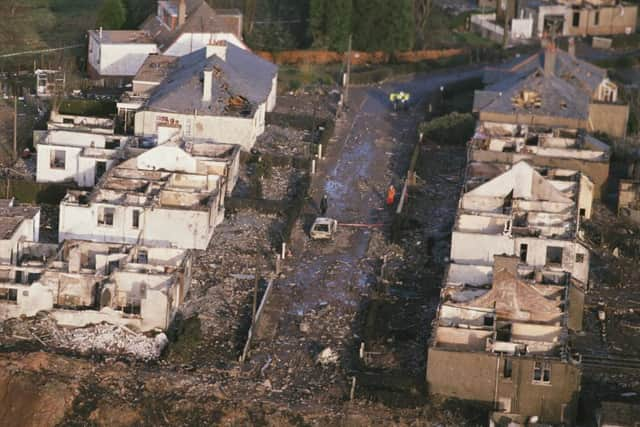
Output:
[
  {"xmin": 141, "ymin": 0, "xmax": 242, "ymax": 51},
  {"xmin": 476, "ymin": 48, "xmax": 607, "ymax": 120},
  {"xmin": 479, "ymin": 69, "xmax": 591, "ymax": 120},
  {"xmin": 483, "ymin": 49, "xmax": 606, "ymax": 95},
  {"xmin": 144, "ymin": 42, "xmax": 277, "ymax": 117}
]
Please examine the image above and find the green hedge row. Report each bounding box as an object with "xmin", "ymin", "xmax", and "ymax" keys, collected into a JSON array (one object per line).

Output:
[
  {"xmin": 419, "ymin": 112, "xmax": 475, "ymax": 145},
  {"xmin": 0, "ymin": 180, "xmax": 72, "ymax": 204}
]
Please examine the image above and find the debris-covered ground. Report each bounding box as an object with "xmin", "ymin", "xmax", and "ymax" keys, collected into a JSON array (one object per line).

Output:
[
  {"xmin": 177, "ymin": 210, "xmax": 285, "ymax": 365},
  {"xmin": 254, "ymin": 124, "xmax": 312, "ymax": 158},
  {"xmin": 274, "ymin": 88, "xmax": 339, "ymax": 119}
]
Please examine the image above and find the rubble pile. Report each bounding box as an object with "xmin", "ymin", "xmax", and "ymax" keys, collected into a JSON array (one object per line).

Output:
[
  {"xmin": 255, "ymin": 124, "xmax": 310, "ymax": 157},
  {"xmin": 1, "ymin": 315, "xmax": 167, "ymax": 360},
  {"xmin": 234, "ymin": 164, "xmax": 305, "ymax": 201},
  {"xmin": 274, "ymin": 88, "xmax": 338, "ymax": 119},
  {"xmin": 180, "ymin": 210, "xmax": 285, "ymax": 363}
]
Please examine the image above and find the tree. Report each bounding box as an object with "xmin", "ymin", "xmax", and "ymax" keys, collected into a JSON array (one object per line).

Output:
[
  {"xmin": 413, "ymin": 0, "xmax": 432, "ymax": 49},
  {"xmin": 123, "ymin": 0, "xmax": 156, "ymax": 29},
  {"xmin": 353, "ymin": 0, "xmax": 413, "ymax": 52},
  {"xmin": 326, "ymin": 0, "xmax": 352, "ymax": 51},
  {"xmin": 96, "ymin": 0, "xmax": 126, "ymax": 30},
  {"xmin": 309, "ymin": 0, "xmax": 329, "ymax": 48},
  {"xmin": 386, "ymin": 0, "xmax": 414, "ymax": 51}
]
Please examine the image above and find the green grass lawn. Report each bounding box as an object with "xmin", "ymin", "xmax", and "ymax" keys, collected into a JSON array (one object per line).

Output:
[{"xmin": 0, "ymin": 0, "xmax": 105, "ymax": 55}]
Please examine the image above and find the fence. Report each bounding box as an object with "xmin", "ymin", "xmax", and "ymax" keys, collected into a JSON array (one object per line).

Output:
[{"xmin": 257, "ymin": 48, "xmax": 466, "ymax": 66}]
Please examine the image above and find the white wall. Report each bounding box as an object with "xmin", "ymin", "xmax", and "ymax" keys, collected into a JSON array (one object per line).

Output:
[
  {"xmin": 77, "ymin": 156, "xmax": 117, "ymax": 187},
  {"xmin": 135, "ymin": 107, "xmax": 265, "ymax": 151},
  {"xmin": 0, "ymin": 282, "xmax": 54, "ymax": 318},
  {"xmin": 267, "ymin": 74, "xmax": 278, "ymax": 112},
  {"xmin": 36, "ymin": 145, "xmax": 82, "ymax": 183},
  {"xmin": 451, "ymin": 232, "xmax": 514, "ymax": 264},
  {"xmin": 163, "ymin": 32, "xmax": 245, "ymax": 56},
  {"xmin": 90, "ymin": 36, "xmax": 158, "ymax": 77},
  {"xmin": 59, "ymin": 202, "xmax": 219, "ymax": 250},
  {"xmin": 37, "ymin": 145, "xmax": 117, "ymax": 187}
]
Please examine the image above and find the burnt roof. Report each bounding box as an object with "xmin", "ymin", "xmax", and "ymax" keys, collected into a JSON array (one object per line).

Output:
[{"xmin": 143, "ymin": 42, "xmax": 277, "ymax": 117}]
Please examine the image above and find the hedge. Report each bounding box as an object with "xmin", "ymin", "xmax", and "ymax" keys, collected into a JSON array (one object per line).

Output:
[
  {"xmin": 419, "ymin": 112, "xmax": 475, "ymax": 145},
  {"xmin": 0, "ymin": 180, "xmax": 72, "ymax": 204}
]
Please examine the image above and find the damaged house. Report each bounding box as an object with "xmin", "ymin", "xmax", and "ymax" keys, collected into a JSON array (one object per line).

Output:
[
  {"xmin": 426, "ymin": 159, "xmax": 592, "ymax": 424},
  {"xmin": 58, "ymin": 137, "xmax": 240, "ymax": 250},
  {"xmin": 470, "ymin": 121, "xmax": 610, "ymax": 198},
  {"xmin": 427, "ymin": 255, "xmax": 582, "ymax": 425},
  {"xmin": 474, "ymin": 43, "xmax": 629, "ymax": 138},
  {"xmin": 123, "ymin": 41, "xmax": 277, "ymax": 150},
  {"xmin": 34, "ymin": 130, "xmax": 131, "ymax": 187},
  {"xmin": 88, "ymin": 0, "xmax": 244, "ymax": 81},
  {"xmin": 0, "ymin": 239, "xmax": 192, "ymax": 332},
  {"xmin": 472, "ymin": 0, "xmax": 637, "ymax": 44},
  {"xmin": 452, "ymin": 160, "xmax": 592, "ymax": 284}
]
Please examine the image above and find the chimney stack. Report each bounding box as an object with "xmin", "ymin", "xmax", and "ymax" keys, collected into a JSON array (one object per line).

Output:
[
  {"xmin": 202, "ymin": 68, "xmax": 213, "ymax": 102},
  {"xmin": 568, "ymin": 37, "xmax": 576, "ymax": 58},
  {"xmin": 178, "ymin": 0, "xmax": 187, "ymax": 27},
  {"xmin": 544, "ymin": 42, "xmax": 556, "ymax": 77}
]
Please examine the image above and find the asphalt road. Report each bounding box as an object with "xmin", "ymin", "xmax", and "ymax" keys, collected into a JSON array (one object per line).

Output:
[{"xmin": 249, "ymin": 66, "xmax": 484, "ymax": 409}]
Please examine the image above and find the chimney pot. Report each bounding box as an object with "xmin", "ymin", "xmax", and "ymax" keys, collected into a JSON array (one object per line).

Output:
[
  {"xmin": 178, "ymin": 0, "xmax": 187, "ymax": 27},
  {"xmin": 202, "ymin": 69, "xmax": 213, "ymax": 102}
]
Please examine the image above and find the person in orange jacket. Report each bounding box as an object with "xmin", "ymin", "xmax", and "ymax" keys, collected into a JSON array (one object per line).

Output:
[{"xmin": 386, "ymin": 185, "xmax": 396, "ymax": 207}]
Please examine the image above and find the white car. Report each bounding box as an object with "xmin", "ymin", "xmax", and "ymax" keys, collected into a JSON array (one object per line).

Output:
[{"xmin": 310, "ymin": 217, "xmax": 338, "ymax": 240}]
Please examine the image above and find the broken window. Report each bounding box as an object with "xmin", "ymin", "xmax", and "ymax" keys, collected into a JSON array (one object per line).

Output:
[
  {"xmin": 108, "ymin": 260, "xmax": 119, "ymax": 274},
  {"xmin": 123, "ymin": 298, "xmax": 141, "ymax": 315},
  {"xmin": 533, "ymin": 360, "xmax": 551, "ymax": 383},
  {"xmin": 98, "ymin": 207, "xmax": 115, "ymax": 227},
  {"xmin": 576, "ymin": 253, "xmax": 585, "ymax": 263},
  {"xmin": 95, "ymin": 161, "xmax": 107, "ymax": 182},
  {"xmin": 137, "ymin": 250, "xmax": 148, "ymax": 264},
  {"xmin": 0, "ymin": 288, "xmax": 18, "ymax": 303},
  {"xmin": 519, "ymin": 243, "xmax": 528, "ymax": 263},
  {"xmin": 545, "ymin": 246, "xmax": 563, "ymax": 266},
  {"xmin": 579, "ymin": 208, "xmax": 586, "ymax": 218},
  {"xmin": 50, "ymin": 149, "xmax": 66, "ymax": 169},
  {"xmin": 27, "ymin": 273, "xmax": 40, "ymax": 284},
  {"xmin": 503, "ymin": 359, "xmax": 513, "ymax": 378},
  {"xmin": 132, "ymin": 210, "xmax": 140, "ymax": 229}
]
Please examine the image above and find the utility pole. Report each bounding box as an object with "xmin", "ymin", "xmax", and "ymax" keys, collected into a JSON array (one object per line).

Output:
[
  {"xmin": 344, "ymin": 34, "xmax": 353, "ymax": 106},
  {"xmin": 13, "ymin": 94, "xmax": 17, "ymax": 159},
  {"xmin": 502, "ymin": 0, "xmax": 510, "ymax": 49}
]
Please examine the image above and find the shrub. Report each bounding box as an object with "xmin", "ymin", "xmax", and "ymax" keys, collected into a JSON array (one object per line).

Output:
[{"xmin": 419, "ymin": 112, "xmax": 475, "ymax": 145}]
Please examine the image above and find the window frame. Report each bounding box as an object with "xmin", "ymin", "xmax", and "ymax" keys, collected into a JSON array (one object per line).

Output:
[
  {"xmin": 97, "ymin": 207, "xmax": 116, "ymax": 227},
  {"xmin": 532, "ymin": 360, "xmax": 552, "ymax": 384},
  {"xmin": 50, "ymin": 149, "xmax": 66, "ymax": 170}
]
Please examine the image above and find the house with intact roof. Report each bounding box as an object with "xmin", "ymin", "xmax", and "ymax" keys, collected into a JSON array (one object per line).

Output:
[{"xmin": 88, "ymin": 0, "xmax": 244, "ymax": 81}]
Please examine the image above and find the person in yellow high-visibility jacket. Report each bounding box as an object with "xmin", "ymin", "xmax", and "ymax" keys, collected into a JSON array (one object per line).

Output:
[{"xmin": 389, "ymin": 92, "xmax": 399, "ymax": 111}]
